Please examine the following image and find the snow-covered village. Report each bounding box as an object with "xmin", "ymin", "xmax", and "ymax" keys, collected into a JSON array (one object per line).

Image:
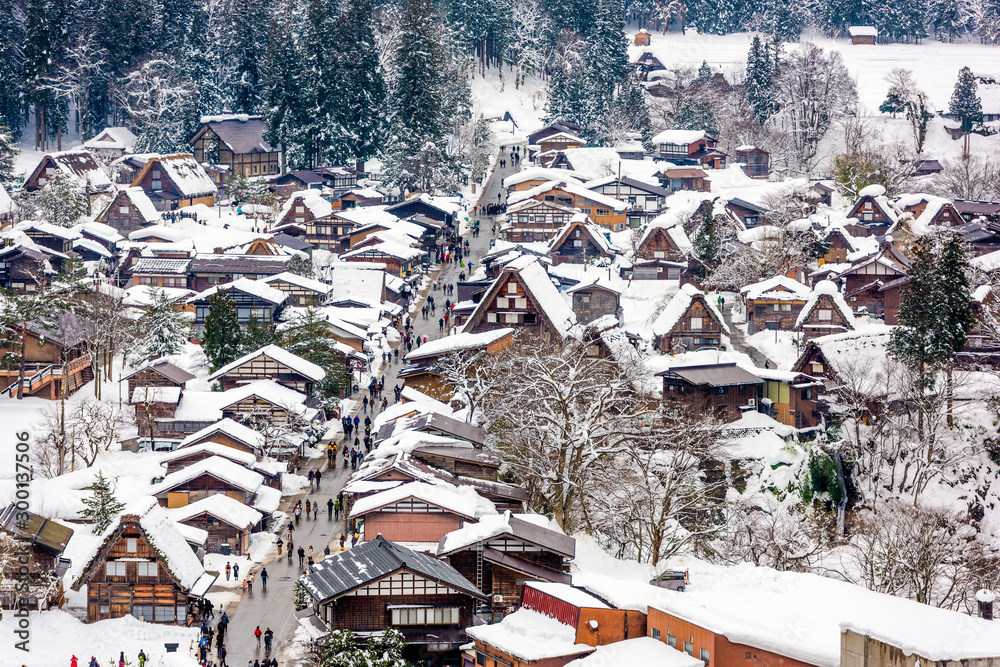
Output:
[{"xmin": 6, "ymin": 0, "xmax": 1000, "ymax": 666}]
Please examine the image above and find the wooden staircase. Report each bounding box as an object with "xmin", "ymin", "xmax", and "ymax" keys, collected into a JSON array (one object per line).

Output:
[{"xmin": 0, "ymin": 355, "xmax": 93, "ymax": 399}]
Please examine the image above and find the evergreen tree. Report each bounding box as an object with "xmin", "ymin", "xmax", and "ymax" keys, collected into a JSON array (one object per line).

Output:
[
  {"xmin": 135, "ymin": 287, "xmax": 191, "ymax": 363},
  {"xmin": 294, "ymin": 582, "xmax": 310, "ymax": 611},
  {"xmin": 673, "ymin": 100, "xmax": 719, "ymax": 138},
  {"xmin": 930, "ymin": 0, "xmax": 960, "ymax": 41},
  {"xmin": 318, "ymin": 628, "xmax": 408, "ymax": 667},
  {"xmin": 284, "ymin": 255, "xmax": 314, "ymax": 279},
  {"xmin": 202, "ymin": 292, "xmax": 242, "ymax": 371},
  {"xmin": 949, "ymin": 66, "xmax": 983, "ymax": 134},
  {"xmin": 80, "ymin": 470, "xmax": 126, "ymax": 533},
  {"xmin": 239, "ymin": 315, "xmax": 281, "ymax": 356},
  {"xmin": 879, "ymin": 90, "xmax": 906, "ymax": 117},
  {"xmin": 0, "ymin": 0, "xmax": 24, "ymax": 138},
  {"xmin": 177, "ymin": 6, "xmax": 222, "ymax": 124},
  {"xmin": 262, "ymin": 0, "xmax": 306, "ymax": 168},
  {"xmin": 693, "ymin": 203, "xmax": 719, "ymax": 269},
  {"xmin": 0, "ymin": 126, "xmax": 20, "ymax": 182},
  {"xmin": 283, "ymin": 308, "xmax": 350, "ymax": 403},
  {"xmin": 745, "ymin": 35, "xmax": 773, "ymax": 125},
  {"xmin": 698, "ymin": 60, "xmax": 712, "ymax": 79},
  {"xmin": 764, "ymin": 0, "xmax": 804, "ymax": 42},
  {"xmin": 213, "ymin": 0, "xmax": 273, "ymax": 112},
  {"xmin": 585, "ymin": 0, "xmax": 629, "ymax": 129},
  {"xmin": 23, "ymin": 0, "xmax": 55, "ymax": 150}
]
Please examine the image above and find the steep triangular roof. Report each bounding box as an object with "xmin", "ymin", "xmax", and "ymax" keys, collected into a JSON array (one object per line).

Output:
[
  {"xmin": 208, "ymin": 344, "xmax": 326, "ymax": 383},
  {"xmin": 651, "ymin": 283, "xmax": 730, "ymax": 337}
]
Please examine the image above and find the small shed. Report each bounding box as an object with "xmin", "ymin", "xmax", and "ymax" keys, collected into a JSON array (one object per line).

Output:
[
  {"xmin": 634, "ymin": 30, "xmax": 650, "ymax": 46},
  {"xmin": 848, "ymin": 26, "xmax": 878, "ymax": 44}
]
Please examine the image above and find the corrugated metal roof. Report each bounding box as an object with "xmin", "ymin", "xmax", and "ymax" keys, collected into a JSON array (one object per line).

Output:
[
  {"xmin": 130, "ymin": 257, "xmax": 192, "ymax": 274},
  {"xmin": 657, "ymin": 362, "xmax": 763, "ymax": 387},
  {"xmin": 300, "ymin": 535, "xmax": 485, "ymax": 603}
]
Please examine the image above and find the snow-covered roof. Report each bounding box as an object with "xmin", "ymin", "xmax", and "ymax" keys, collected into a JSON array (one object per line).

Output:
[
  {"xmin": 795, "ymin": 281, "xmax": 856, "ymax": 329},
  {"xmin": 507, "ymin": 180, "xmax": 627, "ymax": 212},
  {"xmin": 159, "ymin": 442, "xmax": 257, "ymax": 467},
  {"xmin": 0, "ymin": 186, "xmax": 14, "ymax": 215},
  {"xmin": 741, "ymin": 276, "xmax": 811, "ymax": 301},
  {"xmin": 341, "ymin": 240, "xmax": 425, "ymax": 262},
  {"xmin": 167, "ymin": 494, "xmax": 263, "ymax": 530},
  {"xmin": 128, "ymin": 225, "xmax": 188, "ymax": 243},
  {"xmin": 466, "ymin": 608, "xmax": 595, "ymax": 661},
  {"xmin": 504, "ymin": 168, "xmax": 588, "ymax": 188},
  {"xmin": 218, "ymin": 379, "xmax": 310, "ymax": 412},
  {"xmin": 547, "ymin": 214, "xmax": 615, "ymax": 255},
  {"xmin": 73, "ymin": 238, "xmax": 112, "ymax": 257},
  {"xmin": 131, "ymin": 386, "xmax": 182, "ymax": 404},
  {"xmin": 148, "ymin": 154, "xmax": 217, "ymax": 196},
  {"xmin": 652, "ymin": 129, "xmax": 707, "ymax": 145},
  {"xmin": 651, "ymin": 283, "xmax": 730, "ymax": 337},
  {"xmin": 566, "ymin": 637, "xmax": 704, "ymax": 667},
  {"xmin": 121, "ymin": 186, "xmax": 160, "ymax": 224},
  {"xmin": 15, "ymin": 220, "xmax": 81, "ymax": 240},
  {"xmin": 75, "ymin": 220, "xmax": 125, "ymax": 243},
  {"xmin": 83, "ymin": 126, "xmax": 137, "ymax": 151},
  {"xmin": 848, "ymin": 26, "xmax": 878, "ymax": 36},
  {"xmin": 188, "ymin": 277, "xmax": 287, "ymax": 305},
  {"xmin": 437, "ymin": 511, "xmax": 569, "ymax": 556},
  {"xmin": 34, "ymin": 149, "xmax": 113, "ymax": 190},
  {"xmin": 470, "ymin": 255, "xmax": 576, "ymax": 336},
  {"xmin": 972, "ymin": 249, "xmax": 1000, "ymax": 272},
  {"xmin": 348, "ymin": 481, "xmax": 492, "ymax": 520},
  {"xmin": 525, "ymin": 581, "xmax": 609, "ymax": 608},
  {"xmin": 208, "ymin": 344, "xmax": 326, "ymax": 383},
  {"xmin": 155, "ymin": 456, "xmax": 264, "ymax": 495},
  {"xmin": 279, "ymin": 190, "xmax": 333, "ymax": 220},
  {"xmin": 262, "ymin": 271, "xmax": 333, "ymax": 294},
  {"xmin": 404, "ymin": 328, "xmax": 513, "ymax": 363},
  {"xmin": 69, "ymin": 497, "xmax": 205, "ymax": 591}
]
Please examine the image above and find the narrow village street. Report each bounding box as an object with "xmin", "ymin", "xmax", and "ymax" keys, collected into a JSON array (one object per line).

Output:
[{"xmin": 225, "ymin": 151, "xmax": 519, "ymax": 667}]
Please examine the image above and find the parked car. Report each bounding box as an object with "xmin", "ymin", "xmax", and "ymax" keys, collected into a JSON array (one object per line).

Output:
[{"xmin": 650, "ymin": 570, "xmax": 689, "ymax": 591}]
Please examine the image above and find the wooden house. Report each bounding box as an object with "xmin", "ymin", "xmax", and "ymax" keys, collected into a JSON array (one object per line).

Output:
[
  {"xmin": 812, "ymin": 181, "xmax": 835, "ymax": 206},
  {"xmin": 23, "ymin": 150, "xmax": 113, "ymax": 200},
  {"xmin": 469, "ymin": 582, "xmax": 647, "ymax": 667},
  {"xmin": 16, "ymin": 221, "xmax": 80, "ymax": 255},
  {"xmin": 0, "ymin": 504, "xmax": 73, "ymax": 610},
  {"xmin": 300, "ymin": 536, "xmax": 486, "ymax": 664},
  {"xmin": 657, "ymin": 168, "xmax": 711, "ymax": 193},
  {"xmin": 741, "ymin": 276, "xmax": 811, "ymax": 334},
  {"xmin": 271, "ymin": 170, "xmax": 326, "ymax": 198},
  {"xmin": 0, "ymin": 243, "xmax": 57, "ymax": 292},
  {"xmin": 546, "ymin": 215, "xmax": 615, "ymax": 265},
  {"xmin": 635, "ymin": 51, "xmax": 666, "ymax": 81},
  {"xmin": 536, "ymin": 132, "xmax": 587, "ymax": 166},
  {"xmin": 725, "ymin": 198, "xmax": 768, "ymax": 228},
  {"xmin": 341, "ymin": 241, "xmax": 424, "ymax": 277},
  {"xmin": 848, "ymin": 25, "xmax": 878, "ymax": 44},
  {"xmin": 584, "ymin": 176, "xmax": 671, "ymax": 227},
  {"xmin": 836, "ymin": 242, "xmax": 909, "ymax": 317},
  {"xmin": 794, "ymin": 282, "xmax": 857, "ymax": 341},
  {"xmin": 505, "ymin": 199, "xmax": 580, "ymax": 243},
  {"xmin": 438, "ymin": 513, "xmax": 575, "ymax": 617},
  {"xmin": 821, "ymin": 226, "xmax": 874, "ymax": 265},
  {"xmin": 316, "ymin": 165, "xmax": 361, "ymax": 195},
  {"xmin": 167, "ymin": 495, "xmax": 262, "ymax": 556},
  {"xmin": 650, "ymin": 129, "xmax": 726, "ymax": 168},
  {"xmin": 567, "ymin": 280, "xmax": 622, "ymax": 326},
  {"xmin": 658, "ymin": 363, "xmax": 763, "ymax": 422},
  {"xmin": 217, "ymin": 380, "xmax": 320, "ymax": 427},
  {"xmin": 349, "ymin": 481, "xmax": 485, "ymax": 543},
  {"xmin": 189, "ymin": 115, "xmax": 281, "ymax": 178},
  {"xmin": 130, "ymin": 154, "xmax": 217, "ymax": 210},
  {"xmin": 176, "ymin": 418, "xmax": 267, "ymax": 457},
  {"xmin": 636, "ymin": 222, "xmax": 693, "ymax": 265},
  {"xmin": 376, "ymin": 411, "xmax": 487, "ymax": 449},
  {"xmin": 131, "ymin": 386, "xmax": 183, "ymax": 436},
  {"xmin": 651, "ymin": 283, "xmax": 729, "ymax": 353},
  {"xmin": 94, "ymin": 187, "xmax": 159, "ymax": 234},
  {"xmin": 275, "ymin": 189, "xmax": 334, "ymax": 230},
  {"xmin": 82, "ymin": 127, "xmax": 136, "ymax": 159},
  {"xmin": 846, "ymin": 185, "xmax": 897, "ymax": 236},
  {"xmin": 634, "ymin": 29, "xmax": 651, "ymax": 46},
  {"xmin": 897, "ymin": 195, "xmax": 964, "ymax": 227},
  {"xmin": 754, "ymin": 368, "xmax": 822, "ymax": 429},
  {"xmin": 735, "ymin": 146, "xmax": 770, "ymax": 179},
  {"xmin": 69, "ymin": 498, "xmax": 213, "ymax": 624},
  {"xmin": 187, "ymin": 278, "xmax": 287, "ymax": 332},
  {"xmin": 791, "ymin": 328, "xmax": 894, "ymax": 391},
  {"xmin": 152, "ymin": 455, "xmax": 267, "ymax": 508},
  {"xmin": 464, "ymin": 255, "xmax": 577, "ymax": 341},
  {"xmin": 122, "ymin": 360, "xmax": 195, "ymax": 398},
  {"xmin": 159, "ymin": 442, "xmax": 257, "ymax": 477},
  {"xmin": 0, "ymin": 311, "xmax": 95, "ymax": 399},
  {"xmin": 386, "ymin": 195, "xmax": 459, "ymax": 229},
  {"xmin": 187, "ymin": 254, "xmax": 288, "ymax": 292},
  {"xmin": 339, "ymin": 187, "xmax": 385, "ymax": 208},
  {"xmin": 207, "ymin": 344, "xmax": 326, "ymax": 393},
  {"xmin": 261, "ymin": 271, "xmax": 331, "ymax": 306},
  {"xmin": 954, "ymin": 199, "xmax": 1000, "ymax": 223},
  {"xmin": 527, "ymin": 120, "xmax": 583, "ymax": 145},
  {"xmin": 504, "ymin": 168, "xmax": 587, "ymax": 194},
  {"xmin": 128, "ymin": 256, "xmax": 192, "ymax": 290},
  {"xmin": 964, "ymin": 285, "xmax": 1000, "ymax": 355},
  {"xmin": 507, "ymin": 181, "xmax": 628, "ymax": 232}
]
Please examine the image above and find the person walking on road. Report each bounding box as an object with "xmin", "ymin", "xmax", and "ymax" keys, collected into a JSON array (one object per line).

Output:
[
  {"xmin": 255, "ymin": 626, "xmax": 262, "ymax": 649},
  {"xmin": 298, "ymin": 546, "xmax": 305, "ymax": 565},
  {"xmin": 260, "ymin": 567, "xmax": 268, "ymax": 590},
  {"xmin": 327, "ymin": 498, "xmax": 334, "ymax": 518}
]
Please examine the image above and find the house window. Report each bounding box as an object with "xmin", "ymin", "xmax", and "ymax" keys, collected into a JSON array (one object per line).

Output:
[
  {"xmin": 487, "ymin": 312, "xmax": 497, "ymax": 323},
  {"xmin": 689, "ymin": 317, "xmax": 703, "ymax": 330},
  {"xmin": 863, "ymin": 213, "xmax": 873, "ymax": 221},
  {"xmin": 712, "ymin": 386, "xmax": 728, "ymax": 395},
  {"xmin": 177, "ymin": 605, "xmax": 187, "ymax": 622},
  {"xmin": 596, "ymin": 208, "xmax": 610, "ymax": 216},
  {"xmin": 133, "ymin": 605, "xmax": 154, "ymax": 621},
  {"xmin": 507, "ymin": 283, "xmax": 517, "ymax": 294},
  {"xmin": 573, "ymin": 240, "xmax": 583, "ymax": 247},
  {"xmin": 515, "ymin": 298, "xmax": 527, "ymax": 309},
  {"xmin": 781, "ymin": 304, "xmax": 792, "ymax": 312},
  {"xmin": 296, "ymin": 206, "xmax": 304, "ymax": 213},
  {"xmin": 390, "ymin": 607, "xmax": 460, "ymax": 625},
  {"xmin": 504, "ymin": 313, "xmax": 518, "ymax": 324},
  {"xmin": 684, "ymin": 642, "xmax": 694, "ymax": 656},
  {"xmin": 801, "ymin": 388, "xmax": 813, "ymax": 400},
  {"xmin": 106, "ymin": 561, "xmax": 127, "ymax": 577},
  {"xmin": 818, "ymin": 309, "xmax": 832, "ymax": 321},
  {"xmin": 654, "ymin": 251, "xmax": 665, "ymax": 259},
  {"xmin": 154, "ymin": 605, "xmax": 175, "ymax": 622},
  {"xmin": 580, "ymin": 208, "xmax": 592, "ymax": 215},
  {"xmin": 151, "ymin": 180, "xmax": 161, "ymax": 190},
  {"xmin": 652, "ymin": 628, "xmax": 661, "ymax": 640},
  {"xmin": 580, "ymin": 295, "xmax": 591, "ymax": 304},
  {"xmin": 524, "ymin": 313, "xmax": 537, "ymax": 324},
  {"xmin": 496, "ymin": 297, "xmax": 508, "ymax": 309},
  {"xmin": 137, "ymin": 562, "xmax": 158, "ymax": 577},
  {"xmin": 477, "ymin": 652, "xmax": 486, "ymax": 666},
  {"xmin": 811, "ymin": 363, "xmax": 824, "ymax": 373},
  {"xmin": 552, "ymin": 215, "xmax": 564, "ymax": 225},
  {"xmin": 701, "ymin": 649, "xmax": 711, "ymax": 663},
  {"xmin": 119, "ymin": 206, "xmax": 129, "ymax": 215},
  {"xmin": 519, "ymin": 215, "xmax": 529, "ymax": 223},
  {"xmin": 100, "ymin": 604, "xmax": 110, "ymax": 614},
  {"xmin": 668, "ymin": 635, "xmax": 677, "ymax": 648}
]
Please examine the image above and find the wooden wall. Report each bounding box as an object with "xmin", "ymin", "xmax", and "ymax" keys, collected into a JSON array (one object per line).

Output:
[{"xmin": 362, "ymin": 511, "xmax": 462, "ymax": 543}]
